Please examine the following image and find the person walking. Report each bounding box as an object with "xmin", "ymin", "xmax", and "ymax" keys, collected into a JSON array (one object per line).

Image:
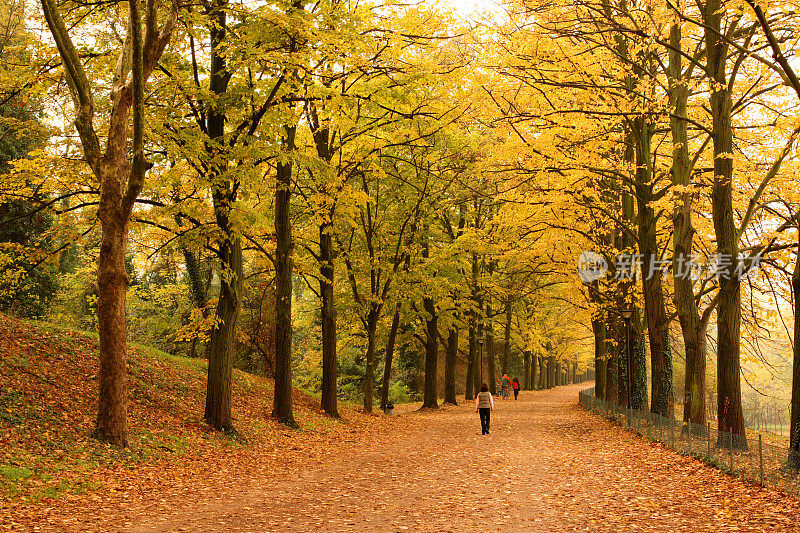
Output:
[
  {"xmin": 512, "ymin": 377, "xmax": 520, "ymax": 400},
  {"xmin": 500, "ymin": 374, "xmax": 511, "ymax": 399},
  {"xmin": 475, "ymin": 383, "xmax": 494, "ymax": 435}
]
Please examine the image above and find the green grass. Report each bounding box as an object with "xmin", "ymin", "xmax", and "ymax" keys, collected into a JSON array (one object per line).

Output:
[
  {"xmin": 6, "ymin": 353, "xmax": 31, "ymax": 369},
  {"xmin": 30, "ymin": 319, "xmax": 99, "ymax": 341},
  {"xmin": 142, "ymin": 345, "xmax": 207, "ymax": 373},
  {"xmin": 0, "ymin": 463, "xmax": 103, "ymax": 502},
  {"xmin": 2, "ymin": 313, "xmax": 381, "ymax": 506},
  {"xmin": 0, "ymin": 465, "xmax": 33, "ymax": 482},
  {"xmin": 34, "ymin": 479, "xmax": 101, "ymax": 502}
]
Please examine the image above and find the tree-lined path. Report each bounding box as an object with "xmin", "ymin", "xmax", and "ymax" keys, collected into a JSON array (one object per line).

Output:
[{"xmin": 116, "ymin": 384, "xmax": 799, "ymax": 533}]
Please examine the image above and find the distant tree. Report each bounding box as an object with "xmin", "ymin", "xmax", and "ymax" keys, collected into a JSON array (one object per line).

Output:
[{"xmin": 0, "ymin": 1, "xmax": 55, "ymax": 317}]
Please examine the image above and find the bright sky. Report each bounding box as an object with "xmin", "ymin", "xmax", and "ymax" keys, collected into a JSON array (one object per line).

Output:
[{"xmin": 439, "ymin": 0, "xmax": 505, "ymax": 20}]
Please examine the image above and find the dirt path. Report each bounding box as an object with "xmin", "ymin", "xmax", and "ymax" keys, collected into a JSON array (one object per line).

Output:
[{"xmin": 122, "ymin": 384, "xmax": 800, "ymax": 532}]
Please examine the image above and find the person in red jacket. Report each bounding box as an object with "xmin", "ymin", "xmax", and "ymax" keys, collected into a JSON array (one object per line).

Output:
[
  {"xmin": 500, "ymin": 374, "xmax": 511, "ymax": 399},
  {"xmin": 511, "ymin": 377, "xmax": 521, "ymax": 400}
]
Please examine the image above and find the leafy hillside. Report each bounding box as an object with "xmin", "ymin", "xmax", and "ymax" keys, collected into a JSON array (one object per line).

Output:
[{"xmin": 0, "ymin": 314, "xmax": 384, "ymax": 504}]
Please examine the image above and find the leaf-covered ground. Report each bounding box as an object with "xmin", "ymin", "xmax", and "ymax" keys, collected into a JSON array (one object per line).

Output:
[
  {"xmin": 119, "ymin": 384, "xmax": 800, "ymax": 533},
  {"xmin": 0, "ymin": 314, "xmax": 414, "ymax": 531},
  {"xmin": 3, "ymin": 314, "xmax": 799, "ymax": 532},
  {"xmin": 9, "ymin": 384, "xmax": 800, "ymax": 531}
]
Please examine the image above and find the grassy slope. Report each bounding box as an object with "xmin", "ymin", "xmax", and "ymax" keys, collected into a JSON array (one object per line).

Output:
[{"xmin": 0, "ymin": 313, "xmax": 368, "ymax": 503}]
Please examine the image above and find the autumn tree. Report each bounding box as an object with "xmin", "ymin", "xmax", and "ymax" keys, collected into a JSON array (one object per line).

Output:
[{"xmin": 40, "ymin": 0, "xmax": 176, "ymax": 445}]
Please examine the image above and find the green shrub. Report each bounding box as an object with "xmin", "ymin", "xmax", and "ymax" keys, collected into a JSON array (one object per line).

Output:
[{"xmin": 388, "ymin": 381, "xmax": 412, "ymax": 404}]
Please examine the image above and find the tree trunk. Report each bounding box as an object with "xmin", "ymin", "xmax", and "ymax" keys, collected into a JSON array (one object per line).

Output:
[
  {"xmin": 544, "ymin": 356, "xmax": 550, "ymax": 389},
  {"xmin": 273, "ymin": 127, "xmax": 297, "ymax": 427},
  {"xmin": 486, "ymin": 307, "xmax": 496, "ymax": 395},
  {"xmin": 476, "ymin": 310, "xmax": 485, "ymax": 393},
  {"xmin": 181, "ymin": 247, "xmax": 208, "ymax": 310},
  {"xmin": 605, "ymin": 336, "xmax": 618, "ymax": 404},
  {"xmin": 380, "ymin": 305, "xmax": 400, "ymax": 410},
  {"xmin": 320, "ymin": 225, "xmax": 338, "ymax": 417},
  {"xmin": 530, "ymin": 352, "xmax": 537, "ymax": 390},
  {"xmin": 592, "ymin": 317, "xmax": 607, "ymax": 400},
  {"xmin": 668, "ymin": 14, "xmax": 707, "ymax": 428},
  {"xmin": 524, "ymin": 350, "xmax": 531, "ymax": 390},
  {"xmin": 465, "ymin": 314, "xmax": 476, "ymax": 400},
  {"xmin": 631, "ymin": 310, "xmax": 649, "ymax": 411},
  {"xmin": 614, "ymin": 317, "xmax": 629, "ymax": 408},
  {"xmin": 502, "ymin": 296, "xmax": 512, "ymax": 375},
  {"xmin": 181, "ymin": 246, "xmax": 208, "ymax": 359},
  {"xmin": 204, "ymin": 234, "xmax": 242, "ymax": 431},
  {"xmin": 363, "ymin": 312, "xmax": 378, "ymax": 413},
  {"xmin": 678, "ymin": 298, "xmax": 708, "ymax": 427},
  {"xmin": 444, "ymin": 327, "xmax": 458, "ymax": 405},
  {"xmin": 96, "ymin": 208, "xmax": 130, "ymax": 446},
  {"xmin": 703, "ymin": 0, "xmax": 746, "ymax": 445},
  {"xmin": 308, "ymin": 95, "xmax": 339, "ymax": 418},
  {"xmin": 469, "ymin": 252, "xmax": 482, "ymax": 396},
  {"xmin": 421, "ymin": 295, "xmax": 438, "ymax": 409},
  {"xmin": 789, "ymin": 223, "xmax": 800, "ymax": 468},
  {"xmin": 203, "ymin": 0, "xmax": 242, "ymax": 432},
  {"xmin": 41, "ymin": 0, "xmax": 176, "ymax": 448},
  {"xmin": 634, "ymin": 115, "xmax": 673, "ymax": 418},
  {"xmin": 547, "ymin": 355, "xmax": 555, "ymax": 389},
  {"xmin": 536, "ymin": 356, "xmax": 544, "ymax": 390}
]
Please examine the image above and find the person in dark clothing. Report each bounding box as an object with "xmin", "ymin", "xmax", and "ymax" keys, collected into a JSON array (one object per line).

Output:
[
  {"xmin": 512, "ymin": 377, "xmax": 521, "ymax": 400},
  {"xmin": 475, "ymin": 383, "xmax": 494, "ymax": 435}
]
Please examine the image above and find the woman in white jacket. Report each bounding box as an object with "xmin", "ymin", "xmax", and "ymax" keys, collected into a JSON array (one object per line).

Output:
[{"xmin": 475, "ymin": 383, "xmax": 494, "ymax": 435}]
